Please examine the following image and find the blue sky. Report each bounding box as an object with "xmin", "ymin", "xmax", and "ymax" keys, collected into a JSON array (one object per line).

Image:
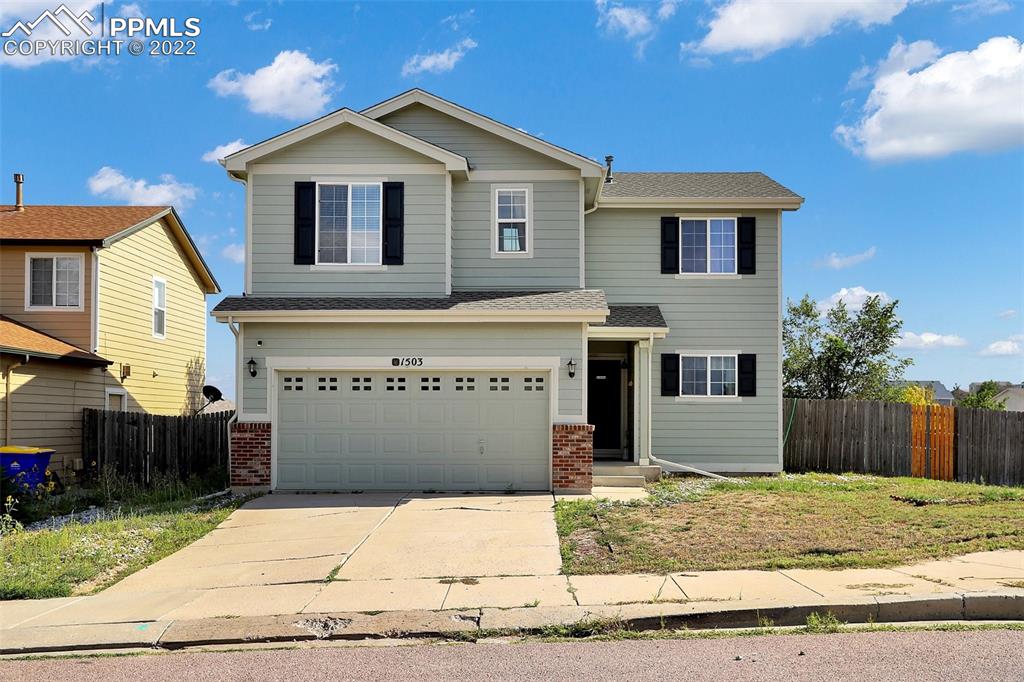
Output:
[{"xmin": 2, "ymin": 0, "xmax": 1022, "ymax": 398}]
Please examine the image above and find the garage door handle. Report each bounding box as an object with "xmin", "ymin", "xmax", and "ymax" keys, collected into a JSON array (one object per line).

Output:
[{"xmin": 479, "ymin": 439, "xmax": 486, "ymax": 455}]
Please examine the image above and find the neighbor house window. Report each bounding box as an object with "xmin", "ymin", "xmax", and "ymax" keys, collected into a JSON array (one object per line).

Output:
[
  {"xmin": 680, "ymin": 218, "xmax": 736, "ymax": 274},
  {"xmin": 26, "ymin": 254, "xmax": 82, "ymax": 309},
  {"xmin": 680, "ymin": 355, "xmax": 737, "ymax": 396},
  {"xmin": 152, "ymin": 277, "xmax": 167, "ymax": 338},
  {"xmin": 495, "ymin": 188, "xmax": 528, "ymax": 254},
  {"xmin": 317, "ymin": 183, "xmax": 382, "ymax": 265}
]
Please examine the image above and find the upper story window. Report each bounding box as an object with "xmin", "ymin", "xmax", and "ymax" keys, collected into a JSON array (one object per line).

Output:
[
  {"xmin": 680, "ymin": 355, "xmax": 737, "ymax": 397},
  {"xmin": 680, "ymin": 218, "xmax": 736, "ymax": 274},
  {"xmin": 317, "ymin": 182, "xmax": 382, "ymax": 265},
  {"xmin": 152, "ymin": 277, "xmax": 167, "ymax": 338},
  {"xmin": 495, "ymin": 188, "xmax": 529, "ymax": 255},
  {"xmin": 26, "ymin": 253, "xmax": 83, "ymax": 310}
]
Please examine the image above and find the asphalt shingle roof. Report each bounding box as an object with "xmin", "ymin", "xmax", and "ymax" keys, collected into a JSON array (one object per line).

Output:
[
  {"xmin": 600, "ymin": 306, "xmax": 667, "ymax": 329},
  {"xmin": 213, "ymin": 290, "xmax": 608, "ymax": 314},
  {"xmin": 0, "ymin": 316, "xmax": 111, "ymax": 365},
  {"xmin": 600, "ymin": 172, "xmax": 802, "ymax": 200},
  {"xmin": 0, "ymin": 205, "xmax": 168, "ymax": 241}
]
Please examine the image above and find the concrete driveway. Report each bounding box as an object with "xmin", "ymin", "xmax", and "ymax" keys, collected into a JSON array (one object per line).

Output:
[{"xmin": 12, "ymin": 492, "xmax": 567, "ymax": 624}]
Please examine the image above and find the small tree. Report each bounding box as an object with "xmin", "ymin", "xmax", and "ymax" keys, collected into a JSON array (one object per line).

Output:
[
  {"xmin": 783, "ymin": 294, "xmax": 912, "ymax": 400},
  {"xmin": 899, "ymin": 384, "xmax": 935, "ymax": 405},
  {"xmin": 958, "ymin": 380, "xmax": 1007, "ymax": 410}
]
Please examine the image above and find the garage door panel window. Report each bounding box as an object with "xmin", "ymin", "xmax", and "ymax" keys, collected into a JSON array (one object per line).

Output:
[
  {"xmin": 421, "ymin": 377, "xmax": 441, "ymax": 391},
  {"xmin": 386, "ymin": 377, "xmax": 407, "ymax": 392},
  {"xmin": 523, "ymin": 376, "xmax": 545, "ymax": 392},
  {"xmin": 351, "ymin": 377, "xmax": 372, "ymax": 391},
  {"xmin": 455, "ymin": 377, "xmax": 476, "ymax": 392},
  {"xmin": 317, "ymin": 377, "xmax": 339, "ymax": 392},
  {"xmin": 489, "ymin": 377, "xmax": 511, "ymax": 392},
  {"xmin": 283, "ymin": 376, "xmax": 304, "ymax": 391}
]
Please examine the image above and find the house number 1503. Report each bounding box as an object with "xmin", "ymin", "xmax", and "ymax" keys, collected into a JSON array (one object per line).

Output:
[{"xmin": 392, "ymin": 357, "xmax": 424, "ymax": 367}]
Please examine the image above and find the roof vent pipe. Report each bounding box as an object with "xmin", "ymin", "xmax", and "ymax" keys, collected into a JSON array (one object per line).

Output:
[
  {"xmin": 604, "ymin": 155, "xmax": 614, "ymax": 184},
  {"xmin": 13, "ymin": 173, "xmax": 24, "ymax": 211}
]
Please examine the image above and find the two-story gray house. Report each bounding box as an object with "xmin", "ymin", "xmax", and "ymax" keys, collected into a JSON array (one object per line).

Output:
[{"xmin": 213, "ymin": 89, "xmax": 802, "ymax": 493}]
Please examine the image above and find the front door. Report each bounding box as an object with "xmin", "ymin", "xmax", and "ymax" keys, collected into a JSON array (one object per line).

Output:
[{"xmin": 588, "ymin": 360, "xmax": 622, "ymax": 451}]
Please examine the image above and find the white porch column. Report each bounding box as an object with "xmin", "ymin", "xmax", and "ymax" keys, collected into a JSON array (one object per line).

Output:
[{"xmin": 636, "ymin": 338, "xmax": 652, "ymax": 464}]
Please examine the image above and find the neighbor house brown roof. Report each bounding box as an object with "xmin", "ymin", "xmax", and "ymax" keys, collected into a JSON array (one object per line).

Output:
[
  {"xmin": 0, "ymin": 205, "xmax": 168, "ymax": 242},
  {"xmin": 0, "ymin": 316, "xmax": 111, "ymax": 366}
]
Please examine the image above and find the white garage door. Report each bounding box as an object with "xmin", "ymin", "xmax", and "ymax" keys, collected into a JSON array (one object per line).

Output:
[{"xmin": 275, "ymin": 370, "xmax": 551, "ymax": 491}]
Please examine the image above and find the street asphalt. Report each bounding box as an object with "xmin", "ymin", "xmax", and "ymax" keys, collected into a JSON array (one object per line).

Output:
[{"xmin": 2, "ymin": 629, "xmax": 1022, "ymax": 681}]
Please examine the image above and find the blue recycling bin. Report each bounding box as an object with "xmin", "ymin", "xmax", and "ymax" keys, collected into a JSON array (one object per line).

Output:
[{"xmin": 0, "ymin": 446, "xmax": 55, "ymax": 491}]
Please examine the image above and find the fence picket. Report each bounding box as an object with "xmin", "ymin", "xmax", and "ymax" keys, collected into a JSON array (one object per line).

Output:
[
  {"xmin": 81, "ymin": 409, "xmax": 232, "ymax": 487},
  {"xmin": 783, "ymin": 399, "xmax": 1022, "ymax": 486}
]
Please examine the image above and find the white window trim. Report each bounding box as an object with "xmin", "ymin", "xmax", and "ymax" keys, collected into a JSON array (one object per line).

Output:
[
  {"xmin": 676, "ymin": 352, "xmax": 741, "ymax": 400},
  {"xmin": 104, "ymin": 387, "xmax": 127, "ymax": 411},
  {"xmin": 24, "ymin": 252, "xmax": 85, "ymax": 311},
  {"xmin": 152, "ymin": 276, "xmax": 167, "ymax": 340},
  {"xmin": 313, "ymin": 180, "xmax": 384, "ymax": 267},
  {"xmin": 491, "ymin": 184, "xmax": 533, "ymax": 259},
  {"xmin": 678, "ymin": 217, "xmax": 738, "ymax": 276}
]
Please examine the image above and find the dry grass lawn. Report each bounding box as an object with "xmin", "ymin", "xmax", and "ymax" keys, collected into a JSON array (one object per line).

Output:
[{"xmin": 556, "ymin": 474, "xmax": 1024, "ymax": 575}]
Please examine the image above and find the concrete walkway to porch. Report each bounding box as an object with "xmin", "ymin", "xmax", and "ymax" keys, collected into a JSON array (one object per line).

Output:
[{"xmin": 3, "ymin": 489, "xmax": 1023, "ymax": 639}]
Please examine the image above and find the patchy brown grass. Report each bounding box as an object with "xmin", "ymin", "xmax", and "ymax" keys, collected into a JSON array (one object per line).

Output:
[{"xmin": 556, "ymin": 474, "xmax": 1024, "ymax": 574}]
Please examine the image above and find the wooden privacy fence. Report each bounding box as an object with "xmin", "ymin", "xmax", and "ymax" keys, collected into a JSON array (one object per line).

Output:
[
  {"xmin": 784, "ymin": 399, "xmax": 1024, "ymax": 486},
  {"xmin": 81, "ymin": 409, "xmax": 233, "ymax": 486}
]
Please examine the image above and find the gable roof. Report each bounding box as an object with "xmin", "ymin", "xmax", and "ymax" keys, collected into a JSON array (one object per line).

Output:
[
  {"xmin": 0, "ymin": 205, "xmax": 167, "ymax": 241},
  {"xmin": 0, "ymin": 316, "xmax": 111, "ymax": 366},
  {"xmin": 221, "ymin": 108, "xmax": 469, "ymax": 175},
  {"xmin": 361, "ymin": 89, "xmax": 605, "ymax": 178},
  {"xmin": 0, "ymin": 205, "xmax": 220, "ymax": 293},
  {"xmin": 598, "ymin": 172, "xmax": 803, "ymax": 209}
]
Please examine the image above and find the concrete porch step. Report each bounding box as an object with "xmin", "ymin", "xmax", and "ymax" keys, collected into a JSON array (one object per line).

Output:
[
  {"xmin": 592, "ymin": 464, "xmax": 663, "ymax": 482},
  {"xmin": 591, "ymin": 474, "xmax": 647, "ymax": 488}
]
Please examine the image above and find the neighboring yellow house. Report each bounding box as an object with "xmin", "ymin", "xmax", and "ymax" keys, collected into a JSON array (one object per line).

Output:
[{"xmin": 0, "ymin": 199, "xmax": 220, "ymax": 480}]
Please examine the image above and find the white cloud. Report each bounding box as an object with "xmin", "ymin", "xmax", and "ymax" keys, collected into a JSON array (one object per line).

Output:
[
  {"xmin": 441, "ymin": 9, "xmax": 474, "ymax": 31},
  {"xmin": 201, "ymin": 138, "xmax": 248, "ymax": 163},
  {"xmin": 244, "ymin": 10, "xmax": 271, "ymax": 31},
  {"xmin": 847, "ymin": 37, "xmax": 942, "ymax": 89},
  {"xmin": 0, "ymin": 1, "xmax": 101, "ymax": 69},
  {"xmin": 817, "ymin": 286, "xmax": 891, "ymax": 312},
  {"xmin": 595, "ymin": 0, "xmax": 678, "ymax": 55},
  {"xmin": 952, "ymin": 0, "xmax": 1012, "ymax": 18},
  {"xmin": 819, "ymin": 246, "xmax": 877, "ymax": 269},
  {"xmin": 87, "ymin": 166, "xmax": 198, "ymax": 209},
  {"xmin": 118, "ymin": 3, "xmax": 143, "ymax": 18},
  {"xmin": 209, "ymin": 50, "xmax": 337, "ymax": 120},
  {"xmin": 981, "ymin": 334, "xmax": 1024, "ymax": 356},
  {"xmin": 401, "ymin": 37, "xmax": 477, "ymax": 77},
  {"xmin": 836, "ymin": 36, "xmax": 1024, "ymax": 161},
  {"xmin": 997, "ymin": 309, "xmax": 1019, "ymax": 319},
  {"xmin": 689, "ymin": 0, "xmax": 908, "ymax": 59},
  {"xmin": 896, "ymin": 332, "xmax": 969, "ymax": 349},
  {"xmin": 657, "ymin": 0, "xmax": 678, "ymax": 21},
  {"xmin": 221, "ymin": 243, "xmax": 245, "ymax": 264}
]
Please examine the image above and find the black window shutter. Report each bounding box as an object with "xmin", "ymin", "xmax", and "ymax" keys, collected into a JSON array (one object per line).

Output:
[
  {"xmin": 738, "ymin": 354, "xmax": 756, "ymax": 396},
  {"xmin": 737, "ymin": 216, "xmax": 756, "ymax": 275},
  {"xmin": 293, "ymin": 182, "xmax": 316, "ymax": 265},
  {"xmin": 660, "ymin": 217, "xmax": 679, "ymax": 274},
  {"xmin": 382, "ymin": 182, "xmax": 404, "ymax": 265},
  {"xmin": 661, "ymin": 353, "xmax": 680, "ymax": 396}
]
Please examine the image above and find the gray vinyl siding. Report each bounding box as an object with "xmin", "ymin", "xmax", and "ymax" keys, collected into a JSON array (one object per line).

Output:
[
  {"xmin": 250, "ymin": 172, "xmax": 445, "ymax": 296},
  {"xmin": 452, "ymin": 180, "xmax": 581, "ymax": 290},
  {"xmin": 378, "ymin": 103, "xmax": 576, "ymax": 171},
  {"xmin": 259, "ymin": 125, "xmax": 433, "ymax": 165},
  {"xmin": 585, "ymin": 208, "xmax": 781, "ymax": 471},
  {"xmin": 240, "ymin": 322, "xmax": 585, "ymax": 417}
]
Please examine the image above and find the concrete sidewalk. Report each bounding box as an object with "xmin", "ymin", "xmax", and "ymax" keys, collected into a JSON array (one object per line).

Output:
[{"xmin": 2, "ymin": 551, "xmax": 1023, "ymax": 654}]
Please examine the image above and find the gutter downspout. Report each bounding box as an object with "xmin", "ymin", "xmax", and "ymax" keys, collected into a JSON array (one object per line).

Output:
[
  {"xmin": 641, "ymin": 331, "xmax": 743, "ymax": 484},
  {"xmin": 3, "ymin": 355, "xmax": 28, "ymax": 445},
  {"xmin": 225, "ymin": 316, "xmax": 240, "ymax": 480}
]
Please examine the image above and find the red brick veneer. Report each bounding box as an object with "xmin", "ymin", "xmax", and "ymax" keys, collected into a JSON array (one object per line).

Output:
[
  {"xmin": 230, "ymin": 422, "xmax": 271, "ymax": 488},
  {"xmin": 552, "ymin": 423, "xmax": 594, "ymax": 492}
]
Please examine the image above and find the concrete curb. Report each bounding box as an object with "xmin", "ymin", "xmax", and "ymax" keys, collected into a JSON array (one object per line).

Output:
[{"xmin": 2, "ymin": 592, "xmax": 1022, "ymax": 656}]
